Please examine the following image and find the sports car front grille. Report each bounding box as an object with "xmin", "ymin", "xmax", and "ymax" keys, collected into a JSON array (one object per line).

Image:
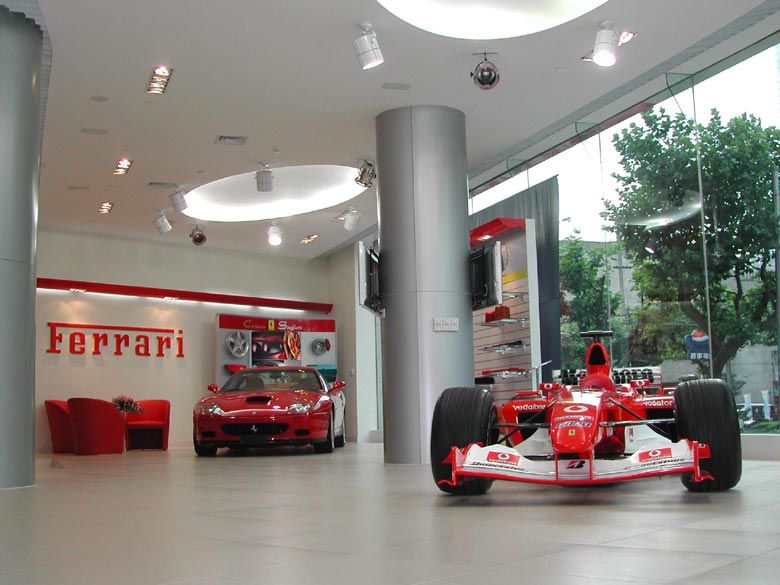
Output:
[{"xmin": 222, "ymin": 423, "xmax": 288, "ymax": 436}]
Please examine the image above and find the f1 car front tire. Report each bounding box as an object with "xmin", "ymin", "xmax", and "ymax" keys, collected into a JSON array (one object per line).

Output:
[
  {"xmin": 431, "ymin": 387, "xmax": 497, "ymax": 496},
  {"xmin": 675, "ymin": 379, "xmax": 742, "ymax": 492}
]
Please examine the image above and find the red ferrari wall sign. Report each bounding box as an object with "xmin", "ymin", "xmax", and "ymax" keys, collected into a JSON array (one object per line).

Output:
[{"xmin": 46, "ymin": 322, "xmax": 184, "ymax": 358}]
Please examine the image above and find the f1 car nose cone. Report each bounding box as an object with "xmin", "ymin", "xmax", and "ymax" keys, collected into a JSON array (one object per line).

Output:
[{"xmin": 553, "ymin": 426, "xmax": 589, "ymax": 453}]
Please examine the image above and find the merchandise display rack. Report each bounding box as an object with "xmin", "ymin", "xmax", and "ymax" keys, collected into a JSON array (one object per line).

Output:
[
  {"xmin": 473, "ymin": 278, "xmax": 533, "ymax": 401},
  {"xmin": 470, "ymin": 218, "xmax": 541, "ymax": 403},
  {"xmin": 480, "ymin": 317, "xmax": 529, "ymax": 328},
  {"xmin": 480, "ymin": 367, "xmax": 530, "ymax": 380},
  {"xmin": 481, "ymin": 340, "xmax": 530, "ymax": 354}
]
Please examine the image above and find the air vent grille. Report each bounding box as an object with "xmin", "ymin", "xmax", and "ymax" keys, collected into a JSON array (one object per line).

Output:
[
  {"xmin": 381, "ymin": 82, "xmax": 411, "ymax": 91},
  {"xmin": 147, "ymin": 182, "xmax": 180, "ymax": 189},
  {"xmin": 214, "ymin": 135, "xmax": 248, "ymax": 145}
]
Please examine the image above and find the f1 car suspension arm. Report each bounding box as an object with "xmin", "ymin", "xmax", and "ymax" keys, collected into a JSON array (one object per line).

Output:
[
  {"xmin": 494, "ymin": 400, "xmax": 557, "ymax": 445},
  {"xmin": 495, "ymin": 422, "xmax": 551, "ymax": 429},
  {"xmin": 601, "ymin": 418, "xmax": 675, "ymax": 427},
  {"xmin": 606, "ymin": 398, "xmax": 675, "ymax": 440}
]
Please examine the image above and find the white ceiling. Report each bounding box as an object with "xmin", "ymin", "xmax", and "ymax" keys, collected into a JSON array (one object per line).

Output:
[{"xmin": 32, "ymin": 0, "xmax": 779, "ymax": 260}]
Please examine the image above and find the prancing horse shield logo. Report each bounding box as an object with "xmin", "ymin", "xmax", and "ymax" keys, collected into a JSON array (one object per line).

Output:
[{"xmin": 250, "ymin": 425, "xmax": 258, "ymax": 434}]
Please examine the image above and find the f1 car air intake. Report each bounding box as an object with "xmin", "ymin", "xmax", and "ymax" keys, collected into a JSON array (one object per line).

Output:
[{"xmin": 431, "ymin": 331, "xmax": 742, "ymax": 495}]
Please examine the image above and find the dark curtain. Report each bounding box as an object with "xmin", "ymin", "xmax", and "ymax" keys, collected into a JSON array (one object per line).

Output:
[{"xmin": 469, "ymin": 176, "xmax": 560, "ymax": 380}]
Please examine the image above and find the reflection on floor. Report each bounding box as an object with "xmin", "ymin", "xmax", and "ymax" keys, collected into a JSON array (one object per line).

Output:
[{"xmin": 1, "ymin": 444, "xmax": 779, "ymax": 585}]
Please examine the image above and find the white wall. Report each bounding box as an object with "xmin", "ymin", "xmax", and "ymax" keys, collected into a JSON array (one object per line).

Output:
[
  {"xmin": 38, "ymin": 231, "xmax": 330, "ymax": 299},
  {"xmin": 354, "ymin": 244, "xmax": 380, "ymax": 441},
  {"xmin": 35, "ymin": 230, "xmax": 336, "ymax": 451},
  {"xmin": 326, "ymin": 246, "xmax": 358, "ymax": 440}
]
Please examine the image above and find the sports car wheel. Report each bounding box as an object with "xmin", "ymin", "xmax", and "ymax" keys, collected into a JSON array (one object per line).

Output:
[
  {"xmin": 675, "ymin": 379, "xmax": 741, "ymax": 492},
  {"xmin": 335, "ymin": 412, "xmax": 346, "ymax": 448},
  {"xmin": 314, "ymin": 411, "xmax": 335, "ymax": 453},
  {"xmin": 193, "ymin": 433, "xmax": 218, "ymax": 457},
  {"xmin": 430, "ymin": 387, "xmax": 497, "ymax": 496}
]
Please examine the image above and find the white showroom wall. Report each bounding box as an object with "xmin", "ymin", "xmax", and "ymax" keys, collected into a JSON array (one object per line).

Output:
[
  {"xmin": 354, "ymin": 242, "xmax": 380, "ymax": 441},
  {"xmin": 326, "ymin": 245, "xmax": 359, "ymax": 441},
  {"xmin": 34, "ymin": 230, "xmax": 348, "ymax": 451},
  {"xmin": 37, "ymin": 231, "xmax": 331, "ymax": 296},
  {"xmin": 325, "ymin": 243, "xmax": 382, "ymax": 443}
]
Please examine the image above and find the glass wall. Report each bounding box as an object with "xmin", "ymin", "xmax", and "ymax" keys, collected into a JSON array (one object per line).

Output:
[{"xmin": 471, "ymin": 35, "xmax": 780, "ymax": 434}]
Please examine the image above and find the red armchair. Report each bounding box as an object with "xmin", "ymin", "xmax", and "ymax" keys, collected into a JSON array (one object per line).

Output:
[
  {"xmin": 45, "ymin": 400, "xmax": 74, "ymax": 453},
  {"xmin": 125, "ymin": 399, "xmax": 170, "ymax": 450},
  {"xmin": 67, "ymin": 398, "xmax": 125, "ymax": 455}
]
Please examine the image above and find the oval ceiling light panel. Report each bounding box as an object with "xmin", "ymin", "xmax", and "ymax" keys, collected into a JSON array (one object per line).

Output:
[
  {"xmin": 376, "ymin": 0, "xmax": 607, "ymax": 40},
  {"xmin": 182, "ymin": 165, "xmax": 367, "ymax": 222}
]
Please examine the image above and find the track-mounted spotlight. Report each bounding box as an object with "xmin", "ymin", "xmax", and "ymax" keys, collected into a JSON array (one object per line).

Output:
[
  {"xmin": 256, "ymin": 168, "xmax": 273, "ymax": 192},
  {"xmin": 153, "ymin": 212, "xmax": 172, "ymax": 234},
  {"xmin": 268, "ymin": 224, "xmax": 282, "ymax": 247},
  {"xmin": 343, "ymin": 209, "xmax": 360, "ymax": 231},
  {"xmin": 170, "ymin": 188, "xmax": 188, "ymax": 212},
  {"xmin": 592, "ymin": 23, "xmax": 618, "ymax": 67},
  {"xmin": 353, "ymin": 24, "xmax": 384, "ymax": 70},
  {"xmin": 355, "ymin": 160, "xmax": 376, "ymax": 188}
]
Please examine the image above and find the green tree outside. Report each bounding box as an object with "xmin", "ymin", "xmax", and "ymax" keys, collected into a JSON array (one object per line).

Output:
[
  {"xmin": 559, "ymin": 234, "xmax": 622, "ymax": 369},
  {"xmin": 604, "ymin": 108, "xmax": 780, "ymax": 378}
]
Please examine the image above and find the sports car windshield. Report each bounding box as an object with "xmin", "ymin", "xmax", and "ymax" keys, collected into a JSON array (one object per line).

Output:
[{"xmin": 221, "ymin": 369, "xmax": 323, "ymax": 393}]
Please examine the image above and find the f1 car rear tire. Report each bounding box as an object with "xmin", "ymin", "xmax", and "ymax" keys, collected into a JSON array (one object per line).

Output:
[
  {"xmin": 431, "ymin": 387, "xmax": 497, "ymax": 496},
  {"xmin": 674, "ymin": 378, "xmax": 741, "ymax": 492}
]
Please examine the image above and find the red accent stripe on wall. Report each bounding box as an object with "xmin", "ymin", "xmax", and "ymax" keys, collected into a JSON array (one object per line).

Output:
[
  {"xmin": 36, "ymin": 278, "xmax": 333, "ymax": 314},
  {"xmin": 47, "ymin": 322, "xmax": 177, "ymax": 334}
]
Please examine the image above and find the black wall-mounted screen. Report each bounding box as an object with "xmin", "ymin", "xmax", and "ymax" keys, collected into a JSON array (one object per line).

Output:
[
  {"xmin": 470, "ymin": 240, "xmax": 503, "ymax": 310},
  {"xmin": 358, "ymin": 241, "xmax": 384, "ymax": 317}
]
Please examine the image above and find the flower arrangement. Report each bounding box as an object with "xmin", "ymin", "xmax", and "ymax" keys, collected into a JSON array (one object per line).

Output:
[{"xmin": 112, "ymin": 395, "xmax": 143, "ymax": 413}]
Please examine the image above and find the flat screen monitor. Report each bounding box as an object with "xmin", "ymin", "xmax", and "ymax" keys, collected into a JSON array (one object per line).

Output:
[
  {"xmin": 470, "ymin": 240, "xmax": 503, "ymax": 310},
  {"xmin": 358, "ymin": 241, "xmax": 384, "ymax": 317}
]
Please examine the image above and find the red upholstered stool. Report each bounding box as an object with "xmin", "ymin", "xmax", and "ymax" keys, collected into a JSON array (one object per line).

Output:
[
  {"xmin": 67, "ymin": 398, "xmax": 125, "ymax": 455},
  {"xmin": 45, "ymin": 400, "xmax": 75, "ymax": 453},
  {"xmin": 125, "ymin": 400, "xmax": 170, "ymax": 450}
]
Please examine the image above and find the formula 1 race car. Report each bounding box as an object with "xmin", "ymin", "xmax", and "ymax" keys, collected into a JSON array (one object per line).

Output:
[{"xmin": 431, "ymin": 331, "xmax": 741, "ymax": 495}]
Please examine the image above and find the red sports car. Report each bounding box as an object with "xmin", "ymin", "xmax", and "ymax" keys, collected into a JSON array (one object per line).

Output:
[
  {"xmin": 193, "ymin": 366, "xmax": 347, "ymax": 455},
  {"xmin": 432, "ymin": 331, "xmax": 741, "ymax": 495}
]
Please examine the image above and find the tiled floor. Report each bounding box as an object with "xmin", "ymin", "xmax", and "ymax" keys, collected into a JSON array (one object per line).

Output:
[{"xmin": 0, "ymin": 444, "xmax": 778, "ymax": 585}]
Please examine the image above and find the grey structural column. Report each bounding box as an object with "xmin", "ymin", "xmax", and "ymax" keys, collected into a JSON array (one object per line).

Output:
[
  {"xmin": 0, "ymin": 6, "xmax": 42, "ymax": 489},
  {"xmin": 376, "ymin": 106, "xmax": 474, "ymax": 464}
]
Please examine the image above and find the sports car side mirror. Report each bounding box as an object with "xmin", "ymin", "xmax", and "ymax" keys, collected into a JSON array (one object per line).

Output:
[
  {"xmin": 329, "ymin": 380, "xmax": 346, "ymax": 393},
  {"xmin": 207, "ymin": 384, "xmax": 218, "ymax": 394}
]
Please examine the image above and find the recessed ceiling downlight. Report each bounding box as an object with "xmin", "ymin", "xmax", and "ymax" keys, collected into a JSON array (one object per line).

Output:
[
  {"xmin": 182, "ymin": 165, "xmax": 367, "ymax": 223},
  {"xmin": 375, "ymin": 0, "xmax": 607, "ymax": 40}
]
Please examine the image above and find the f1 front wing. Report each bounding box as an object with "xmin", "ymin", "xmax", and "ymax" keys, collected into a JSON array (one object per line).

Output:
[{"xmin": 439, "ymin": 440, "xmax": 712, "ymax": 487}]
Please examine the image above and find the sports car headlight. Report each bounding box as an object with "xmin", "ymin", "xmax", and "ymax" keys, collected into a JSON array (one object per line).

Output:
[
  {"xmin": 287, "ymin": 403, "xmax": 311, "ymax": 414},
  {"xmin": 197, "ymin": 403, "xmax": 225, "ymax": 416}
]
